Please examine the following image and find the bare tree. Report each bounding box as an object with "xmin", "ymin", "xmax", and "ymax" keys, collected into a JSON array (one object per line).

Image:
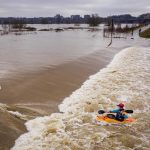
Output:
[
  {"xmin": 11, "ymin": 19, "xmax": 26, "ymax": 30},
  {"xmin": 88, "ymin": 14, "xmax": 100, "ymax": 27}
]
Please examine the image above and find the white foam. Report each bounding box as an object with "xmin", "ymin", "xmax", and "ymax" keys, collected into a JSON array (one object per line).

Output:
[
  {"xmin": 8, "ymin": 111, "xmax": 29, "ymax": 120},
  {"xmin": 12, "ymin": 47, "xmax": 150, "ymax": 150},
  {"xmin": 0, "ymin": 103, "xmax": 8, "ymax": 112}
]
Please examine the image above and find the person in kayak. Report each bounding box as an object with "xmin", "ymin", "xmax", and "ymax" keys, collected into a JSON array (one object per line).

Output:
[{"xmin": 109, "ymin": 103, "xmax": 128, "ymax": 121}]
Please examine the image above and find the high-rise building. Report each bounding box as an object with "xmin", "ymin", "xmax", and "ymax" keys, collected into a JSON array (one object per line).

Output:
[
  {"xmin": 70, "ymin": 15, "xmax": 81, "ymax": 23},
  {"xmin": 54, "ymin": 14, "xmax": 64, "ymax": 23},
  {"xmin": 84, "ymin": 15, "xmax": 90, "ymax": 23}
]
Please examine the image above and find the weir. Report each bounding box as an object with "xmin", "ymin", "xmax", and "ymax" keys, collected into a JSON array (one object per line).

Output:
[{"xmin": 12, "ymin": 47, "xmax": 150, "ymax": 150}]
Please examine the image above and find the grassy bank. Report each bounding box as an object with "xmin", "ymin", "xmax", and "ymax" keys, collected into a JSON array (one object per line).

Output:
[{"xmin": 140, "ymin": 27, "xmax": 150, "ymax": 38}]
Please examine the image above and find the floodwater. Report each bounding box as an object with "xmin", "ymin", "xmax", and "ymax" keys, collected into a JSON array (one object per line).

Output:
[
  {"xmin": 0, "ymin": 24, "xmax": 105, "ymax": 76},
  {"xmin": 12, "ymin": 47, "xmax": 150, "ymax": 150},
  {"xmin": 0, "ymin": 24, "xmax": 150, "ymax": 150},
  {"xmin": 0, "ymin": 24, "xmax": 149, "ymax": 78}
]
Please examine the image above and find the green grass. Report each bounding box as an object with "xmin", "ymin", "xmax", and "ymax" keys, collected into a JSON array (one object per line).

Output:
[
  {"xmin": 115, "ymin": 24, "xmax": 144, "ymax": 33},
  {"xmin": 140, "ymin": 28, "xmax": 150, "ymax": 38},
  {"xmin": 105, "ymin": 24, "xmax": 144, "ymax": 34}
]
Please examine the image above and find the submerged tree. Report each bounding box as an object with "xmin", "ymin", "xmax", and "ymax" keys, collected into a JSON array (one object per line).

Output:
[
  {"xmin": 1, "ymin": 24, "xmax": 9, "ymax": 34},
  {"xmin": 11, "ymin": 19, "xmax": 26, "ymax": 29},
  {"xmin": 88, "ymin": 14, "xmax": 100, "ymax": 27},
  {"xmin": 1, "ymin": 19, "xmax": 13, "ymax": 35}
]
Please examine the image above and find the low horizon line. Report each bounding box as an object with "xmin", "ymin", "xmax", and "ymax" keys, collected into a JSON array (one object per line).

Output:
[{"xmin": 0, "ymin": 12, "xmax": 149, "ymax": 18}]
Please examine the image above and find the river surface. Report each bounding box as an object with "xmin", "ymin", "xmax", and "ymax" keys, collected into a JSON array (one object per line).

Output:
[
  {"xmin": 12, "ymin": 47, "xmax": 150, "ymax": 150},
  {"xmin": 0, "ymin": 24, "xmax": 149, "ymax": 78},
  {"xmin": 0, "ymin": 24, "xmax": 105, "ymax": 77},
  {"xmin": 0, "ymin": 24, "xmax": 150, "ymax": 150}
]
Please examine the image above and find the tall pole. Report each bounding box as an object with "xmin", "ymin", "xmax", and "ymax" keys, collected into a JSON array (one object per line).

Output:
[{"xmin": 107, "ymin": 19, "xmax": 114, "ymax": 47}]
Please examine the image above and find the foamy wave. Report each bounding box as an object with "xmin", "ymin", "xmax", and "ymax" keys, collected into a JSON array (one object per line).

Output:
[
  {"xmin": 0, "ymin": 103, "xmax": 30, "ymax": 120},
  {"xmin": 12, "ymin": 47, "xmax": 150, "ymax": 150},
  {"xmin": 59, "ymin": 47, "xmax": 150, "ymax": 114},
  {"xmin": 0, "ymin": 103, "xmax": 8, "ymax": 112},
  {"xmin": 8, "ymin": 111, "xmax": 29, "ymax": 121}
]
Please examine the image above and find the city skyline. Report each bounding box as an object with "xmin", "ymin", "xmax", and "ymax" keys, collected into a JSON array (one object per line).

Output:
[{"xmin": 0, "ymin": 0, "xmax": 150, "ymax": 17}]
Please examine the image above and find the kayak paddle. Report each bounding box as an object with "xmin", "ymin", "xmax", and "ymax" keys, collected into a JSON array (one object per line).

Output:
[
  {"xmin": 98, "ymin": 109, "xmax": 133, "ymax": 114},
  {"xmin": 125, "ymin": 110, "xmax": 133, "ymax": 113}
]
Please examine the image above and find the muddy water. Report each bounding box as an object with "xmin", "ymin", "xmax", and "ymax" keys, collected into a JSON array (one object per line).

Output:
[
  {"xmin": 0, "ymin": 24, "xmax": 149, "ymax": 107},
  {"xmin": 11, "ymin": 47, "xmax": 150, "ymax": 150},
  {"xmin": 0, "ymin": 47, "xmax": 120, "ymax": 150},
  {"xmin": 0, "ymin": 24, "xmax": 150, "ymax": 149}
]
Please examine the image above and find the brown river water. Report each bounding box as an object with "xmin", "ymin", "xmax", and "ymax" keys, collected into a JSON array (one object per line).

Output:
[{"xmin": 0, "ymin": 24, "xmax": 149, "ymax": 150}]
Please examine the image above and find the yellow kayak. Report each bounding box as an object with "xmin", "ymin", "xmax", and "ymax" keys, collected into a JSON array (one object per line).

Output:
[{"xmin": 96, "ymin": 115, "xmax": 136, "ymax": 124}]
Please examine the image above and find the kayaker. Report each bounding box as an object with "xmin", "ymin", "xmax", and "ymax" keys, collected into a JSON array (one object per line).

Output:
[{"xmin": 109, "ymin": 103, "xmax": 128, "ymax": 121}]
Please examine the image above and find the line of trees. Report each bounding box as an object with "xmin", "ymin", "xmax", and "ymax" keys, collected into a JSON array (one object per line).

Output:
[
  {"xmin": 10, "ymin": 19, "xmax": 26, "ymax": 29},
  {"xmin": 1, "ymin": 18, "xmax": 26, "ymax": 31}
]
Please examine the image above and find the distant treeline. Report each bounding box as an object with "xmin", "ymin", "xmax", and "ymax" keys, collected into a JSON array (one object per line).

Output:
[{"xmin": 0, "ymin": 13, "xmax": 150, "ymax": 24}]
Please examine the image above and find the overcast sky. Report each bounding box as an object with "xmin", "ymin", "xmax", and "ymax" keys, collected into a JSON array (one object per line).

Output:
[{"xmin": 0, "ymin": 0, "xmax": 149, "ymax": 17}]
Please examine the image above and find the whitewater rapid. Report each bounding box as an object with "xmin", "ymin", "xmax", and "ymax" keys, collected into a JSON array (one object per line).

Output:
[{"xmin": 12, "ymin": 47, "xmax": 150, "ymax": 150}]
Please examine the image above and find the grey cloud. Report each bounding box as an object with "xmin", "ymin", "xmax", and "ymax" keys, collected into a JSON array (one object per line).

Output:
[{"xmin": 0, "ymin": 0, "xmax": 149, "ymax": 17}]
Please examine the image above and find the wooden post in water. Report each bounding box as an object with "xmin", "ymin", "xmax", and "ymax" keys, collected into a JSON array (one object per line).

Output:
[{"xmin": 107, "ymin": 19, "xmax": 114, "ymax": 47}]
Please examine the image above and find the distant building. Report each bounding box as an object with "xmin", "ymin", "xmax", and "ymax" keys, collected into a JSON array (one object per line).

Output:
[
  {"xmin": 71, "ymin": 15, "xmax": 82, "ymax": 23},
  {"xmin": 0, "ymin": 13, "xmax": 149, "ymax": 24},
  {"xmin": 63, "ymin": 17, "xmax": 71, "ymax": 24},
  {"xmin": 84, "ymin": 15, "xmax": 90, "ymax": 23},
  {"xmin": 54, "ymin": 14, "xmax": 64, "ymax": 24}
]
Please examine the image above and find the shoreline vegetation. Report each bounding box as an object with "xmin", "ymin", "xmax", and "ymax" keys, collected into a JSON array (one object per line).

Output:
[
  {"xmin": 139, "ymin": 27, "xmax": 150, "ymax": 38},
  {"xmin": 0, "ymin": 23, "xmax": 149, "ymax": 35}
]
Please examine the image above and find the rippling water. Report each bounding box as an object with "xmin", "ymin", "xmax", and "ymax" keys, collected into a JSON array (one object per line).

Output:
[
  {"xmin": 0, "ymin": 24, "xmax": 149, "ymax": 78},
  {"xmin": 11, "ymin": 47, "xmax": 150, "ymax": 150},
  {"xmin": 0, "ymin": 24, "xmax": 105, "ymax": 77},
  {"xmin": 0, "ymin": 24, "xmax": 150, "ymax": 149}
]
